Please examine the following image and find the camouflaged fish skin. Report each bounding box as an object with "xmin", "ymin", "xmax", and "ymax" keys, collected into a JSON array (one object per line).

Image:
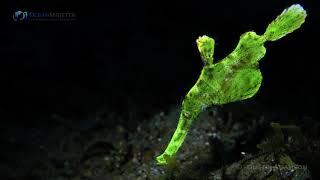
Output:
[{"xmin": 156, "ymin": 4, "xmax": 306, "ymax": 165}]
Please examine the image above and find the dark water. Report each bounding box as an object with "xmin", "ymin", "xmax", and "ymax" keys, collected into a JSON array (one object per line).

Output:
[{"xmin": 1, "ymin": 0, "xmax": 319, "ymax": 179}]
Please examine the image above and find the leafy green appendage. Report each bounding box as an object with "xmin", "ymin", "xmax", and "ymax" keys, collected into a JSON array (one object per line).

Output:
[{"xmin": 156, "ymin": 4, "xmax": 306, "ymax": 166}]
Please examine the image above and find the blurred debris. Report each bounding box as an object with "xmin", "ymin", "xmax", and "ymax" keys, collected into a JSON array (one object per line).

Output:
[{"xmin": 209, "ymin": 122, "xmax": 312, "ymax": 179}]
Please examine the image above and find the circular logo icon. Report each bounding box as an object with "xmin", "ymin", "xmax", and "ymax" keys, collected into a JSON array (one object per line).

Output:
[{"xmin": 13, "ymin": 11, "xmax": 28, "ymax": 22}]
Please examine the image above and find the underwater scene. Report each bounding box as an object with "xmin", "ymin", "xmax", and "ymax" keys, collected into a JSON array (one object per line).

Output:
[{"xmin": 2, "ymin": 0, "xmax": 319, "ymax": 179}]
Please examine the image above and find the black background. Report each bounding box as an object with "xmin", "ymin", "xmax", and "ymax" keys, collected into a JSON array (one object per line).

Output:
[{"xmin": 1, "ymin": 0, "xmax": 319, "ymax": 126}]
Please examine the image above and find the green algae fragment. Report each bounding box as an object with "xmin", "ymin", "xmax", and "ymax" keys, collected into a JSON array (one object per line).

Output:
[{"xmin": 156, "ymin": 4, "xmax": 307, "ymax": 166}]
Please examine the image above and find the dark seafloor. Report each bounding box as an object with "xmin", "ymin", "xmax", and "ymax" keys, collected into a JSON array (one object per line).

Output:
[
  {"xmin": 1, "ymin": 0, "xmax": 320, "ymax": 179},
  {"xmin": 1, "ymin": 101, "xmax": 318, "ymax": 179}
]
